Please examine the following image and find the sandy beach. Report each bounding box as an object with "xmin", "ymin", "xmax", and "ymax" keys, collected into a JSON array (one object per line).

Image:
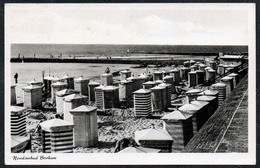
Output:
[{"xmin": 27, "ymin": 108, "xmax": 165, "ymax": 153}]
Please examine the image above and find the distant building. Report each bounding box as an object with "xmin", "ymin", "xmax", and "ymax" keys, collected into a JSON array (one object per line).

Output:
[{"xmin": 219, "ymin": 55, "xmax": 244, "ymax": 66}]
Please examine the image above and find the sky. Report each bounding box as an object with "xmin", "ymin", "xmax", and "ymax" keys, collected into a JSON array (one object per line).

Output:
[{"xmin": 5, "ymin": 4, "xmax": 254, "ymax": 45}]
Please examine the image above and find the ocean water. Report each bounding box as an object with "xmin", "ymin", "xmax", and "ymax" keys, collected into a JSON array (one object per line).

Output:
[
  {"xmin": 11, "ymin": 62, "xmax": 167, "ymax": 103},
  {"xmin": 11, "ymin": 44, "xmax": 248, "ymax": 58}
]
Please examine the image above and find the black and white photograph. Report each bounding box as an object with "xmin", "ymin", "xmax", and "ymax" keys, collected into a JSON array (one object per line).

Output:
[{"xmin": 5, "ymin": 3, "xmax": 256, "ymax": 165}]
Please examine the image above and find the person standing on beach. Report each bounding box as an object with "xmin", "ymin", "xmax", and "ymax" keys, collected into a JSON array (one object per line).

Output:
[{"xmin": 14, "ymin": 73, "xmax": 18, "ymax": 83}]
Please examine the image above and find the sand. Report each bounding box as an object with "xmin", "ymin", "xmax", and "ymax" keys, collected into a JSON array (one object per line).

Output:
[{"xmin": 26, "ymin": 108, "xmax": 164, "ymax": 153}]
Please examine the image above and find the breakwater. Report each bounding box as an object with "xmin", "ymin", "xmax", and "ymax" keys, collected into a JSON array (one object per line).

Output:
[{"xmin": 10, "ymin": 57, "xmax": 205, "ymax": 65}]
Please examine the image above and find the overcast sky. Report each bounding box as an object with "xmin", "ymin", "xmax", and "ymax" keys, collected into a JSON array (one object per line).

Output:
[{"xmin": 5, "ymin": 4, "xmax": 253, "ymax": 45}]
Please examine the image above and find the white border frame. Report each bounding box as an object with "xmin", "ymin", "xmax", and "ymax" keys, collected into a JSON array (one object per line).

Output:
[{"xmin": 4, "ymin": 3, "xmax": 256, "ymax": 165}]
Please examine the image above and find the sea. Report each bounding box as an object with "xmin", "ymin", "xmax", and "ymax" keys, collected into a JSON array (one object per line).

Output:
[{"xmin": 11, "ymin": 44, "xmax": 248, "ymax": 58}]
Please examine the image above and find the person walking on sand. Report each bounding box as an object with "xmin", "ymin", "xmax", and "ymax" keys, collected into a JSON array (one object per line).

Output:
[{"xmin": 14, "ymin": 73, "xmax": 18, "ymax": 84}]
